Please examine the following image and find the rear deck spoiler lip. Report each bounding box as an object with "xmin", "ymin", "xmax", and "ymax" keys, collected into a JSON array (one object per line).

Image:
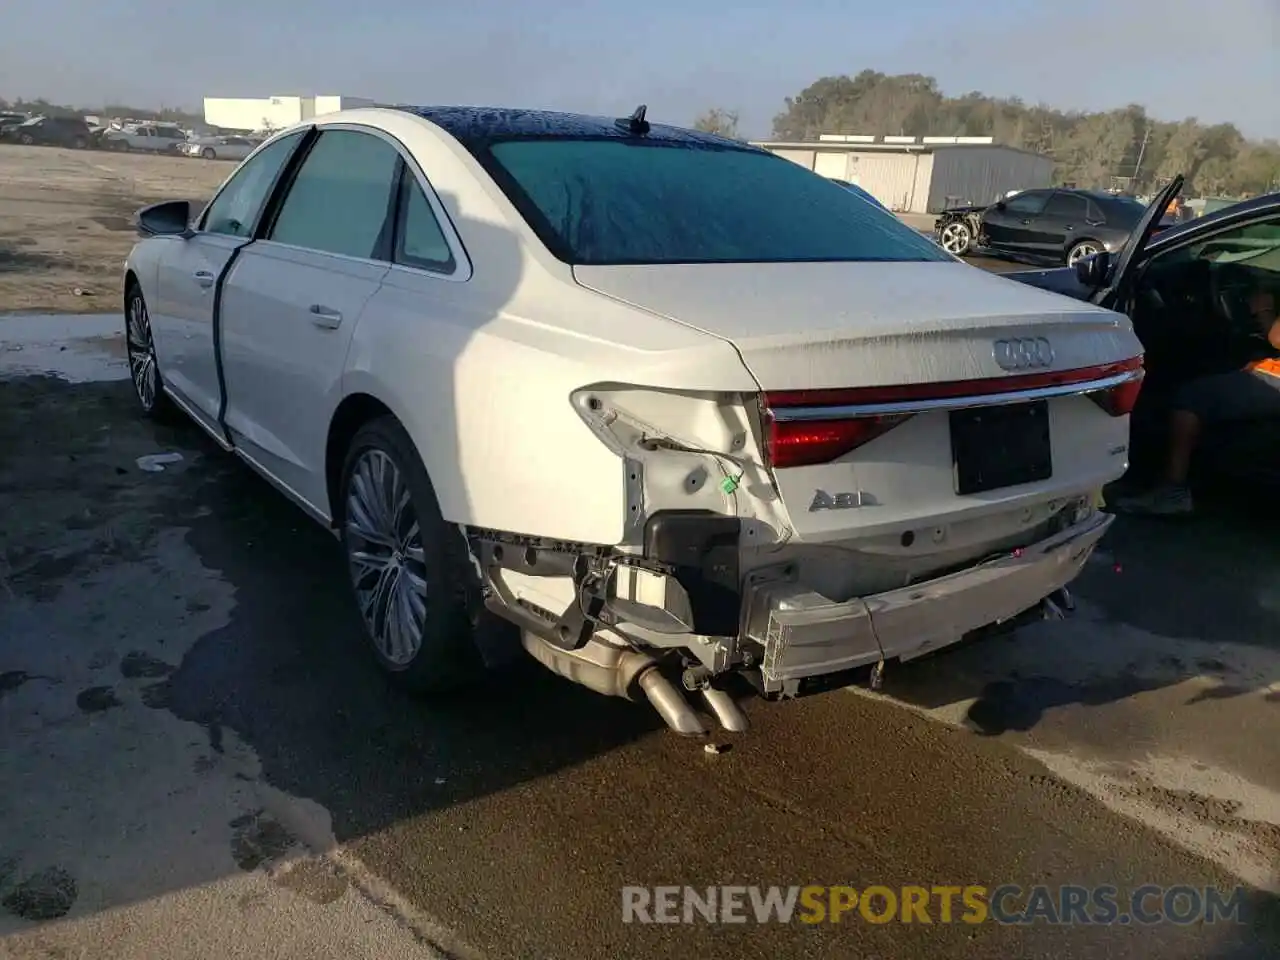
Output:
[{"xmin": 769, "ymin": 368, "xmax": 1143, "ymax": 421}]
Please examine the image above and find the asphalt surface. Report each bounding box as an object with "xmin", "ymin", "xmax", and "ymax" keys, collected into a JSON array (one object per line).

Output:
[{"xmin": 2, "ymin": 316, "xmax": 1280, "ymax": 959}]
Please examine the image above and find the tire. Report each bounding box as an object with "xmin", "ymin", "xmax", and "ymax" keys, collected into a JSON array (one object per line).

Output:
[
  {"xmin": 1067, "ymin": 239, "xmax": 1102, "ymax": 267},
  {"xmin": 124, "ymin": 282, "xmax": 176, "ymax": 421},
  {"xmin": 338, "ymin": 416, "xmax": 490, "ymax": 693},
  {"xmin": 938, "ymin": 218, "xmax": 973, "ymax": 256},
  {"xmin": 72, "ymin": 136, "xmax": 87, "ymax": 150},
  {"xmin": 202, "ymin": 147, "xmax": 216, "ymax": 160},
  {"xmin": 18, "ymin": 134, "xmax": 33, "ymax": 146}
]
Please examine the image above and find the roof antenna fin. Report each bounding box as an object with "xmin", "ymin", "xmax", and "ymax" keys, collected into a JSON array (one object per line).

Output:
[{"xmin": 616, "ymin": 104, "xmax": 649, "ymax": 135}]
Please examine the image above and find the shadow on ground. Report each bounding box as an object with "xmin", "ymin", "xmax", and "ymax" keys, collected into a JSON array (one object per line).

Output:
[{"xmin": 879, "ymin": 497, "xmax": 1280, "ymax": 739}]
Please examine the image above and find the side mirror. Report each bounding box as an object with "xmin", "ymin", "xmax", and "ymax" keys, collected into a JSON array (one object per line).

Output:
[
  {"xmin": 136, "ymin": 200, "xmax": 193, "ymax": 238},
  {"xmin": 1074, "ymin": 249, "xmax": 1110, "ymax": 288}
]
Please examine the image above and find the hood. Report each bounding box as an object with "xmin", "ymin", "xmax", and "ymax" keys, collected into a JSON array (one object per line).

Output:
[{"xmin": 573, "ymin": 260, "xmax": 1140, "ymax": 391}]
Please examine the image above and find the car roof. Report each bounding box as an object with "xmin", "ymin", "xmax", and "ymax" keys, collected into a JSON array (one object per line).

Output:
[
  {"xmin": 1145, "ymin": 191, "xmax": 1280, "ymax": 247},
  {"xmin": 394, "ymin": 105, "xmax": 754, "ymax": 150}
]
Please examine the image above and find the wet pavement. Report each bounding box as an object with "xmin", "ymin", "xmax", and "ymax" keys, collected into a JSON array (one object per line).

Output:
[{"xmin": 2, "ymin": 316, "xmax": 1280, "ymax": 959}]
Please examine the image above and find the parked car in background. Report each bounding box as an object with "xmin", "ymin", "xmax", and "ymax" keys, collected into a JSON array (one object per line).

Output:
[
  {"xmin": 827, "ymin": 177, "xmax": 887, "ymax": 210},
  {"xmin": 101, "ymin": 123, "xmax": 188, "ymax": 153},
  {"xmin": 1, "ymin": 115, "xmax": 93, "ymax": 148},
  {"xmin": 935, "ymin": 188, "xmax": 1174, "ymax": 264},
  {"xmin": 121, "ymin": 106, "xmax": 1139, "ymax": 736},
  {"xmin": 1007, "ymin": 181, "xmax": 1280, "ymax": 492},
  {"xmin": 0, "ymin": 112, "xmax": 27, "ymax": 134},
  {"xmin": 181, "ymin": 135, "xmax": 257, "ymax": 161}
]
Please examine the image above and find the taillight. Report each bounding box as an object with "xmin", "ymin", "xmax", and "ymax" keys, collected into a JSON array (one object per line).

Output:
[
  {"xmin": 767, "ymin": 415, "xmax": 911, "ymax": 469},
  {"xmin": 1089, "ymin": 368, "xmax": 1144, "ymax": 416},
  {"xmin": 762, "ymin": 355, "xmax": 1144, "ymax": 468}
]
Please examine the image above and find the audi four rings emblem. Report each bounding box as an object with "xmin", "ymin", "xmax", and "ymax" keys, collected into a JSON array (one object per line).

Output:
[{"xmin": 993, "ymin": 337, "xmax": 1054, "ymax": 370}]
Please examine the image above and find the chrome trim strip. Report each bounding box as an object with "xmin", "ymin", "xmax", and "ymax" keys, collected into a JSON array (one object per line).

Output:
[
  {"xmin": 161, "ymin": 385, "xmax": 232, "ymax": 451},
  {"xmin": 769, "ymin": 370, "xmax": 1142, "ymax": 421}
]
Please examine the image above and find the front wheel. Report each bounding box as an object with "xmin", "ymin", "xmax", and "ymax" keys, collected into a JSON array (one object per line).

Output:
[
  {"xmin": 201, "ymin": 147, "xmax": 216, "ymax": 160},
  {"xmin": 18, "ymin": 134, "xmax": 34, "ymax": 146},
  {"xmin": 1067, "ymin": 240, "xmax": 1102, "ymax": 267},
  {"xmin": 339, "ymin": 417, "xmax": 490, "ymax": 693},
  {"xmin": 938, "ymin": 219, "xmax": 974, "ymax": 256},
  {"xmin": 124, "ymin": 284, "xmax": 175, "ymax": 421}
]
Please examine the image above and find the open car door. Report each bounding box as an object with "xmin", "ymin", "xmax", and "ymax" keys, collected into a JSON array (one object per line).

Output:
[{"xmin": 1090, "ymin": 174, "xmax": 1184, "ymax": 308}]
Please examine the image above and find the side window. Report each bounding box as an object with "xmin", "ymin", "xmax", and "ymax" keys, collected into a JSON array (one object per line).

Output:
[
  {"xmin": 395, "ymin": 170, "xmax": 456, "ymax": 273},
  {"xmin": 268, "ymin": 130, "xmax": 401, "ymax": 260},
  {"xmin": 201, "ymin": 130, "xmax": 305, "ymax": 238},
  {"xmin": 1042, "ymin": 193, "xmax": 1088, "ymax": 221},
  {"xmin": 1004, "ymin": 191, "xmax": 1049, "ymax": 216},
  {"xmin": 1141, "ymin": 217, "xmax": 1280, "ymax": 335}
]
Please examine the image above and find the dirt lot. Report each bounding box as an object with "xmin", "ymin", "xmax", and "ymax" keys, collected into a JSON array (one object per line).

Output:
[{"xmin": 0, "ymin": 145, "xmax": 230, "ymax": 316}]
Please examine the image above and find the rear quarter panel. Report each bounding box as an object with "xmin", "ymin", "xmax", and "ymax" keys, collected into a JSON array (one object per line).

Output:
[{"xmin": 337, "ymin": 111, "xmax": 758, "ymax": 545}]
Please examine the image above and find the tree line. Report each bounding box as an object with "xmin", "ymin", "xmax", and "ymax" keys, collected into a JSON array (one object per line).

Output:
[{"xmin": 695, "ymin": 70, "xmax": 1280, "ymax": 198}]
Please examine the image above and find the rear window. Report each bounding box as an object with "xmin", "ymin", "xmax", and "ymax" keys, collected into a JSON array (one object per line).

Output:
[
  {"xmin": 1092, "ymin": 195, "xmax": 1146, "ymax": 224},
  {"xmin": 480, "ymin": 139, "xmax": 949, "ymax": 266}
]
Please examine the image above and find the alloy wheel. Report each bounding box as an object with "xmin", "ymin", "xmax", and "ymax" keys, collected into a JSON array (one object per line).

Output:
[
  {"xmin": 345, "ymin": 449, "xmax": 430, "ymax": 667},
  {"xmin": 125, "ymin": 294, "xmax": 158, "ymax": 411},
  {"xmin": 1068, "ymin": 242, "xmax": 1100, "ymax": 266},
  {"xmin": 939, "ymin": 222, "xmax": 971, "ymax": 254}
]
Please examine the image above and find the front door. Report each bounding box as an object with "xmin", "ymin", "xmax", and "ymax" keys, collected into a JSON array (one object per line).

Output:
[
  {"xmin": 984, "ymin": 190, "xmax": 1051, "ymax": 254},
  {"xmin": 150, "ymin": 129, "xmax": 309, "ymax": 431},
  {"xmin": 219, "ymin": 128, "xmax": 401, "ymax": 513}
]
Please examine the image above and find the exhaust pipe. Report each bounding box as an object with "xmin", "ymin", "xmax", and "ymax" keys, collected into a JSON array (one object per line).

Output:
[{"xmin": 520, "ymin": 631, "xmax": 708, "ymax": 737}]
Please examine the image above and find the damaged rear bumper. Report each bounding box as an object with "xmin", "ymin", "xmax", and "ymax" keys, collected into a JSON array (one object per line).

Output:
[{"xmin": 745, "ymin": 511, "xmax": 1113, "ymax": 694}]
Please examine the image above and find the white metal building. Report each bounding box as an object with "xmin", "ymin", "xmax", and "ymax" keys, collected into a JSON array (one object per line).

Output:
[
  {"xmin": 202, "ymin": 95, "xmax": 377, "ymax": 133},
  {"xmin": 752, "ymin": 135, "xmax": 1054, "ymax": 214}
]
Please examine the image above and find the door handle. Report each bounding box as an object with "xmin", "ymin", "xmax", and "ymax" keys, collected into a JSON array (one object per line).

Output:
[
  {"xmin": 1019, "ymin": 218, "xmax": 1032, "ymax": 225},
  {"xmin": 309, "ymin": 304, "xmax": 343, "ymax": 329},
  {"xmin": 193, "ymin": 270, "xmax": 215, "ymax": 288}
]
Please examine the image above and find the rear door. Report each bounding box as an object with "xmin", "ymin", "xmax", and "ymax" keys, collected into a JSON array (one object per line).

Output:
[
  {"xmin": 983, "ymin": 190, "xmax": 1051, "ymax": 253},
  {"xmin": 151, "ymin": 129, "xmax": 308, "ymax": 432},
  {"xmin": 218, "ymin": 127, "xmax": 398, "ymax": 513},
  {"xmin": 1036, "ymin": 191, "xmax": 1091, "ymax": 258}
]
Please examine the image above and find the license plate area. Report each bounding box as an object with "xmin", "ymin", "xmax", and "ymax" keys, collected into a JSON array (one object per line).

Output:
[{"xmin": 950, "ymin": 401, "xmax": 1052, "ymax": 495}]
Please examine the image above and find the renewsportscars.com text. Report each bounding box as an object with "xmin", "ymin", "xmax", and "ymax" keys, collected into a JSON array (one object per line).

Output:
[{"xmin": 621, "ymin": 884, "xmax": 1248, "ymax": 926}]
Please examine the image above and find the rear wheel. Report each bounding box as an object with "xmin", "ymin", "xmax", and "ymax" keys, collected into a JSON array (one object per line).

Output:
[
  {"xmin": 338, "ymin": 417, "xmax": 489, "ymax": 693},
  {"xmin": 71, "ymin": 136, "xmax": 87, "ymax": 149},
  {"xmin": 124, "ymin": 283, "xmax": 175, "ymax": 421},
  {"xmin": 938, "ymin": 219, "xmax": 973, "ymax": 256},
  {"xmin": 18, "ymin": 133, "xmax": 33, "ymax": 146},
  {"xmin": 1067, "ymin": 239, "xmax": 1101, "ymax": 266},
  {"xmin": 202, "ymin": 147, "xmax": 216, "ymax": 160}
]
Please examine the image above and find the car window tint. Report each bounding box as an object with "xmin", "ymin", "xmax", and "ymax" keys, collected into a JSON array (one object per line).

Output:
[
  {"xmin": 395, "ymin": 171, "xmax": 455, "ymax": 272},
  {"xmin": 269, "ymin": 130, "xmax": 401, "ymax": 260},
  {"xmin": 1003, "ymin": 192, "xmax": 1049, "ymax": 216},
  {"xmin": 1091, "ymin": 195, "xmax": 1146, "ymax": 225},
  {"xmin": 202, "ymin": 130, "xmax": 304, "ymax": 238},
  {"xmin": 1043, "ymin": 193, "xmax": 1088, "ymax": 220},
  {"xmin": 483, "ymin": 139, "xmax": 948, "ymax": 265}
]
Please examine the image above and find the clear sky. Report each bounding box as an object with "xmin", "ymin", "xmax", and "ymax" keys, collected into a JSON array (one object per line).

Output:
[{"xmin": 2, "ymin": 0, "xmax": 1277, "ymax": 139}]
